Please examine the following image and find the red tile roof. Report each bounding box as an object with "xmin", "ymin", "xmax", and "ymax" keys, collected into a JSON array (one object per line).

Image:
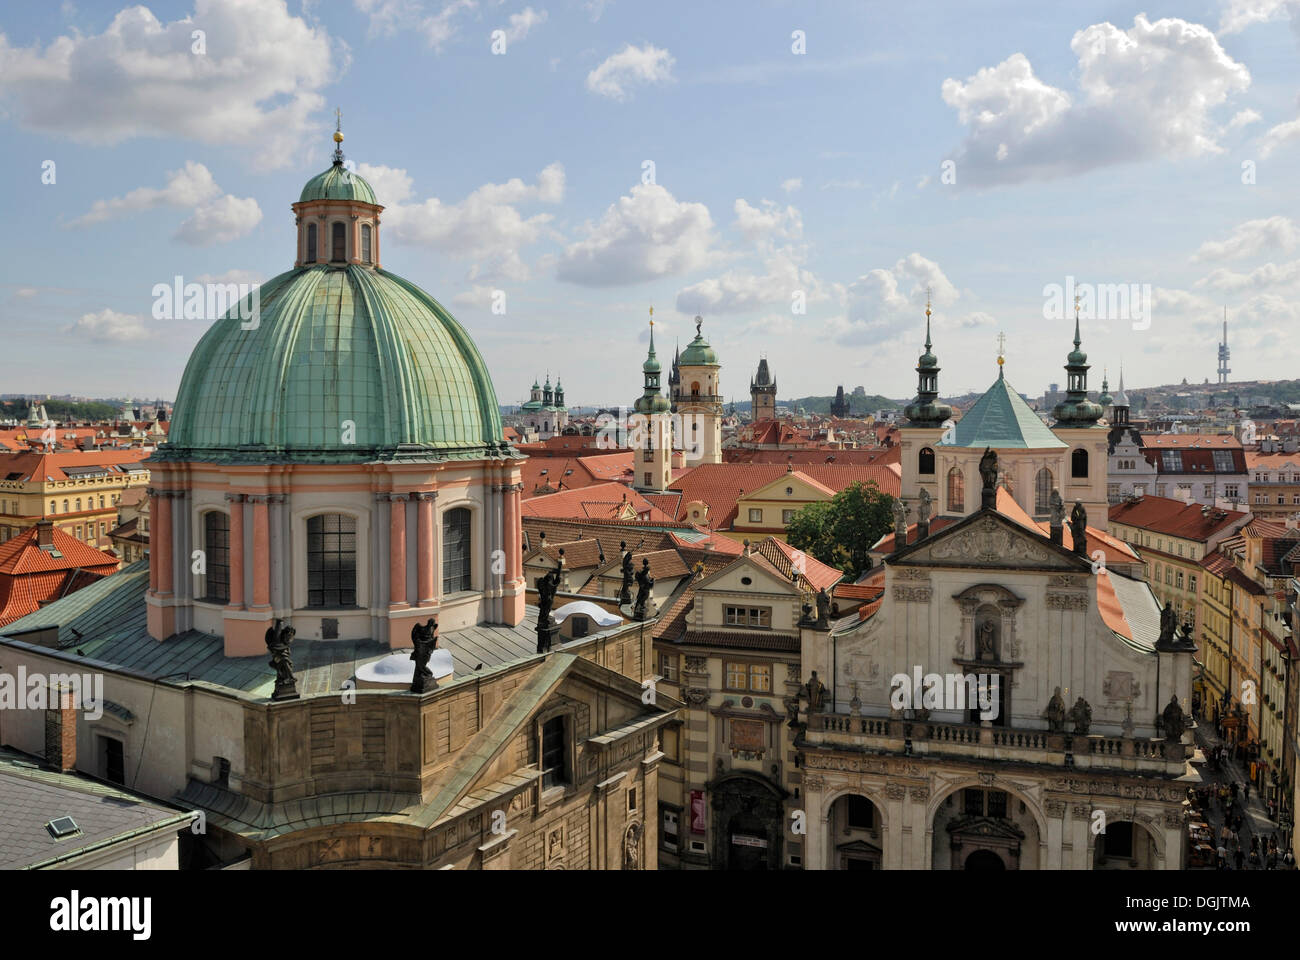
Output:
[
  {"xmin": 0, "ymin": 524, "xmax": 121, "ymax": 575},
  {"xmin": 520, "ymin": 482, "xmax": 677, "ymax": 522},
  {"xmin": 1108, "ymin": 495, "xmax": 1249, "ymax": 542},
  {"xmin": 0, "ymin": 447, "xmax": 150, "ymax": 482},
  {"xmin": 754, "ymin": 537, "xmax": 843, "ymax": 592},
  {"xmin": 669, "ymin": 462, "xmax": 901, "ymax": 529}
]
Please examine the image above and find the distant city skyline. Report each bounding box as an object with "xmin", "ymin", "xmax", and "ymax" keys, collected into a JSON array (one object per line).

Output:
[{"xmin": 2, "ymin": 2, "xmax": 1299, "ymax": 406}]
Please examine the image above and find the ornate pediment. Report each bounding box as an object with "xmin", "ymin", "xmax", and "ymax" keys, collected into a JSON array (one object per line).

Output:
[{"xmin": 895, "ymin": 513, "xmax": 1085, "ymax": 571}]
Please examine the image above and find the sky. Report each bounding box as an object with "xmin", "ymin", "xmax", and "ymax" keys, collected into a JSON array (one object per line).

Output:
[{"xmin": 0, "ymin": 0, "xmax": 1298, "ymax": 409}]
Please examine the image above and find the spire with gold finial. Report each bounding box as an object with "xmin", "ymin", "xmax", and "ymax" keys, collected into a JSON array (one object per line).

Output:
[
  {"xmin": 996, "ymin": 331, "xmax": 1007, "ymax": 378},
  {"xmin": 904, "ymin": 286, "xmax": 952, "ymax": 427},
  {"xmin": 332, "ymin": 107, "xmax": 345, "ymax": 165}
]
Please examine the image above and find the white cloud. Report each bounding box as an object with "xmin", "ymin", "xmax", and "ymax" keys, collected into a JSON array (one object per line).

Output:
[
  {"xmin": 557, "ymin": 183, "xmax": 718, "ymax": 286},
  {"xmin": 960, "ymin": 311, "xmax": 997, "ymax": 328},
  {"xmin": 586, "ymin": 43, "xmax": 675, "ymax": 100},
  {"xmin": 0, "ymin": 0, "xmax": 337, "ymax": 171},
  {"xmin": 1226, "ymin": 108, "xmax": 1262, "ymax": 130},
  {"xmin": 69, "ymin": 161, "xmax": 261, "ymax": 245},
  {"xmin": 1196, "ymin": 260, "xmax": 1300, "ymax": 291},
  {"xmin": 174, "ymin": 194, "xmax": 263, "ymax": 246},
  {"xmin": 355, "ymin": 0, "xmax": 478, "ymax": 50},
  {"xmin": 1219, "ymin": 0, "xmax": 1298, "ymax": 33},
  {"xmin": 1259, "ymin": 116, "xmax": 1300, "ymax": 156},
  {"xmin": 451, "ymin": 284, "xmax": 499, "ymax": 308},
  {"xmin": 830, "ymin": 254, "xmax": 958, "ymax": 346},
  {"xmin": 65, "ymin": 309, "xmax": 147, "ymax": 342},
  {"xmin": 195, "ymin": 269, "xmax": 264, "ymax": 286},
  {"xmin": 941, "ymin": 15, "xmax": 1250, "ymax": 187},
  {"xmin": 1191, "ymin": 216, "xmax": 1297, "ymax": 262},
  {"xmin": 780, "ymin": 177, "xmax": 802, "ymax": 194},
  {"xmin": 365, "ymin": 162, "xmax": 565, "ymax": 282},
  {"xmin": 732, "ymin": 199, "xmax": 802, "ymax": 245},
  {"xmin": 504, "ymin": 7, "xmax": 547, "ymax": 42}
]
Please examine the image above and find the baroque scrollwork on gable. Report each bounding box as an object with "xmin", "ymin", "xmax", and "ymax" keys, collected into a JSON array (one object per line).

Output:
[{"xmin": 927, "ymin": 516, "xmax": 1054, "ymax": 566}]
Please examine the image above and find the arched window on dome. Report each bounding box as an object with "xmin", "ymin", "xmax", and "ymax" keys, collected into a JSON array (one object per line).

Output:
[
  {"xmin": 443, "ymin": 507, "xmax": 472, "ymax": 594},
  {"xmin": 306, "ymin": 223, "xmax": 317, "ymax": 262},
  {"xmin": 361, "ymin": 223, "xmax": 372, "ymax": 264},
  {"xmin": 201, "ymin": 511, "xmax": 230, "ymax": 603},
  {"xmin": 1034, "ymin": 468, "xmax": 1054, "ymax": 515},
  {"xmin": 331, "ymin": 222, "xmax": 346, "ymax": 262},
  {"xmin": 918, "ymin": 447, "xmax": 935, "ymax": 475},
  {"xmin": 307, "ymin": 514, "xmax": 357, "ymax": 608},
  {"xmin": 1072, "ymin": 448, "xmax": 1089, "ymax": 479},
  {"xmin": 947, "ymin": 467, "xmax": 965, "ymax": 512}
]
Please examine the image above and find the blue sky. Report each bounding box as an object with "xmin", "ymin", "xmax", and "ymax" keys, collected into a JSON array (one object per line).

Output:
[{"xmin": 1, "ymin": 0, "xmax": 1297, "ymax": 408}]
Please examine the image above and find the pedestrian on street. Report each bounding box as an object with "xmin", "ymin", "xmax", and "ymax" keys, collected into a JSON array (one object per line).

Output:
[
  {"xmin": 1243, "ymin": 782, "xmax": 1250, "ymax": 802},
  {"xmin": 1234, "ymin": 848, "xmax": 1244, "ymax": 870}
]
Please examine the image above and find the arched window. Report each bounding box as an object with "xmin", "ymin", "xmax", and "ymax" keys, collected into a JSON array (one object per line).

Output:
[
  {"xmin": 306, "ymin": 223, "xmax": 317, "ymax": 261},
  {"xmin": 1072, "ymin": 448, "xmax": 1089, "ymax": 479},
  {"xmin": 75, "ymin": 498, "xmax": 81, "ymax": 511},
  {"xmin": 331, "ymin": 221, "xmax": 346, "ymax": 262},
  {"xmin": 918, "ymin": 447, "xmax": 935, "ymax": 475},
  {"xmin": 1034, "ymin": 468, "xmax": 1054, "ymax": 515},
  {"xmin": 203, "ymin": 511, "xmax": 230, "ymax": 603},
  {"xmin": 442, "ymin": 507, "xmax": 472, "ymax": 594},
  {"xmin": 49, "ymin": 500, "xmax": 56, "ymax": 514},
  {"xmin": 62, "ymin": 499, "xmax": 69, "ymax": 513},
  {"xmin": 306, "ymin": 513, "xmax": 357, "ymax": 607},
  {"xmin": 361, "ymin": 223, "xmax": 372, "ymax": 263},
  {"xmin": 947, "ymin": 467, "xmax": 965, "ymax": 512},
  {"xmin": 691, "ymin": 381, "xmax": 701, "ymax": 397}
]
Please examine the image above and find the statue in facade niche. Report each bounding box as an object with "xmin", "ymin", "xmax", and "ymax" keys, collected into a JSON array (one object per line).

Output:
[
  {"xmin": 917, "ymin": 488, "xmax": 932, "ymax": 523},
  {"xmin": 410, "ymin": 618, "xmax": 439, "ymax": 693},
  {"xmin": 1162, "ymin": 694, "xmax": 1187, "ymax": 741},
  {"xmin": 977, "ymin": 619, "xmax": 997, "ymax": 659},
  {"xmin": 1043, "ymin": 686, "xmax": 1066, "ymax": 732},
  {"xmin": 803, "ymin": 671, "xmax": 826, "ymax": 713},
  {"xmin": 1067, "ymin": 697, "xmax": 1092, "ymax": 736}
]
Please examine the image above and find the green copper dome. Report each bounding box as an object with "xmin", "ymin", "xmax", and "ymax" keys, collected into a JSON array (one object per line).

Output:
[
  {"xmin": 679, "ymin": 317, "xmax": 718, "ymax": 365},
  {"xmin": 299, "ymin": 161, "xmax": 378, "ymax": 205},
  {"xmin": 160, "ymin": 265, "xmax": 512, "ymax": 463}
]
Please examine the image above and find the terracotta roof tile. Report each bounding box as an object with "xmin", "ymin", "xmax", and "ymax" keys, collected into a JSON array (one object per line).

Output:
[
  {"xmin": 670, "ymin": 462, "xmax": 900, "ymax": 529},
  {"xmin": 1108, "ymin": 495, "xmax": 1249, "ymax": 542}
]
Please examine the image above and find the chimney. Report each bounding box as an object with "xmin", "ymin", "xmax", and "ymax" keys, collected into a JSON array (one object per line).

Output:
[
  {"xmin": 36, "ymin": 518, "xmax": 55, "ymax": 548},
  {"xmin": 44, "ymin": 685, "xmax": 77, "ymax": 773}
]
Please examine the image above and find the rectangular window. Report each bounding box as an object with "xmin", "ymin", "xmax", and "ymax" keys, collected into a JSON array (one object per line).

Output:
[
  {"xmin": 724, "ymin": 605, "xmax": 771, "ymax": 627},
  {"xmin": 986, "ymin": 790, "xmax": 1008, "ymax": 819},
  {"xmin": 725, "ymin": 662, "xmax": 747, "ymax": 690},
  {"xmin": 101, "ymin": 737, "xmax": 125, "ymax": 785},
  {"xmin": 644, "ymin": 472, "xmax": 651, "ymax": 487},
  {"xmin": 541, "ymin": 715, "xmax": 567, "ymax": 789},
  {"xmin": 748, "ymin": 508, "xmax": 763, "ymax": 523},
  {"xmin": 749, "ymin": 663, "xmax": 771, "ymax": 693},
  {"xmin": 307, "ymin": 513, "xmax": 358, "ymax": 608},
  {"xmin": 658, "ymin": 651, "xmax": 678, "ymax": 682},
  {"xmin": 442, "ymin": 507, "xmax": 472, "ymax": 594},
  {"xmin": 1189, "ymin": 576, "xmax": 1197, "ymax": 594},
  {"xmin": 1162, "ymin": 451, "xmax": 1181, "ymax": 472},
  {"xmin": 1176, "ymin": 571, "xmax": 1184, "ymax": 589},
  {"xmin": 1213, "ymin": 450, "xmax": 1234, "ymax": 472},
  {"xmin": 1225, "ymin": 484, "xmax": 1239, "ymax": 498},
  {"xmin": 661, "ymin": 806, "xmax": 680, "ymax": 852},
  {"xmin": 627, "ymin": 787, "xmax": 637, "ymax": 813},
  {"xmin": 203, "ymin": 511, "xmax": 231, "ymax": 603},
  {"xmin": 782, "ymin": 509, "xmax": 796, "ymax": 524}
]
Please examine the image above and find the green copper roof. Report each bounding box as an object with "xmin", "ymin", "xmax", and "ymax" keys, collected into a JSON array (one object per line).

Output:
[
  {"xmin": 161, "ymin": 265, "xmax": 512, "ymax": 462},
  {"xmin": 941, "ymin": 373, "xmax": 1066, "ymax": 449},
  {"xmin": 679, "ymin": 331, "xmax": 718, "ymax": 365},
  {"xmin": 299, "ymin": 161, "xmax": 378, "ymax": 204}
]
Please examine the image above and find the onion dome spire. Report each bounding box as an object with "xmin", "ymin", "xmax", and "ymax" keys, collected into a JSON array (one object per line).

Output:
[
  {"xmin": 1052, "ymin": 292, "xmax": 1103, "ymax": 427},
  {"xmin": 903, "ymin": 289, "xmax": 953, "ymax": 427},
  {"xmin": 635, "ymin": 308, "xmax": 671, "ymax": 414}
]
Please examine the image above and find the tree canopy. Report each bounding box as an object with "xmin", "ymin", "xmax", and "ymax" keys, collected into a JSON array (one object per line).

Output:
[{"xmin": 785, "ymin": 480, "xmax": 895, "ymax": 582}]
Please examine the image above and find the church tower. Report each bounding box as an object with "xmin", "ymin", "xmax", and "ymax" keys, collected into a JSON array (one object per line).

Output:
[
  {"xmin": 1050, "ymin": 305, "xmax": 1109, "ymax": 532},
  {"xmin": 899, "ymin": 296, "xmax": 953, "ymax": 506},
  {"xmin": 675, "ymin": 316, "xmax": 722, "ymax": 464},
  {"xmin": 633, "ymin": 315, "xmax": 673, "ymax": 492},
  {"xmin": 750, "ymin": 357, "xmax": 777, "ymax": 421}
]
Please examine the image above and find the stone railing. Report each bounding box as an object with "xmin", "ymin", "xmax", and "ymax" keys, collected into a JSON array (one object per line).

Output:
[{"xmin": 805, "ymin": 712, "xmax": 1186, "ymax": 775}]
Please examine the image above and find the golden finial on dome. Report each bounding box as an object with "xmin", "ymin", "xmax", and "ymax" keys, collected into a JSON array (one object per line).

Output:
[{"xmin": 925, "ymin": 285, "xmax": 932, "ymax": 319}]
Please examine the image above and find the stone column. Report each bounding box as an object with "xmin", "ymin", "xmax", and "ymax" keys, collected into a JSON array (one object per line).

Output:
[
  {"xmin": 909, "ymin": 786, "xmax": 930, "ymax": 868},
  {"xmin": 147, "ymin": 487, "xmax": 161, "ymax": 593},
  {"xmin": 390, "ymin": 493, "xmax": 408, "ymax": 609},
  {"xmin": 1045, "ymin": 799, "xmax": 1065, "ymax": 868},
  {"xmin": 249, "ymin": 496, "xmax": 271, "ymax": 611},
  {"xmin": 416, "ymin": 492, "xmax": 437, "ymax": 606},
  {"xmin": 225, "ymin": 494, "xmax": 245, "ymax": 609}
]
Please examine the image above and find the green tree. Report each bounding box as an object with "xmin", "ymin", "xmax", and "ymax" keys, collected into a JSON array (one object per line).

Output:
[{"xmin": 785, "ymin": 481, "xmax": 895, "ymax": 581}]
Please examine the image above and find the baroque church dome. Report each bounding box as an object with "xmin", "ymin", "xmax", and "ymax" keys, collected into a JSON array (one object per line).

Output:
[{"xmin": 163, "ymin": 136, "xmax": 509, "ymax": 464}]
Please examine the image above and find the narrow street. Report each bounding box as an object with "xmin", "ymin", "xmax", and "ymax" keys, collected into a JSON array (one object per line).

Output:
[{"xmin": 1191, "ymin": 724, "xmax": 1294, "ymax": 870}]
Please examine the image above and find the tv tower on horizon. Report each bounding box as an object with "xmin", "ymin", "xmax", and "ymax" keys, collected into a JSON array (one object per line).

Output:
[{"xmin": 1217, "ymin": 308, "xmax": 1230, "ymax": 385}]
